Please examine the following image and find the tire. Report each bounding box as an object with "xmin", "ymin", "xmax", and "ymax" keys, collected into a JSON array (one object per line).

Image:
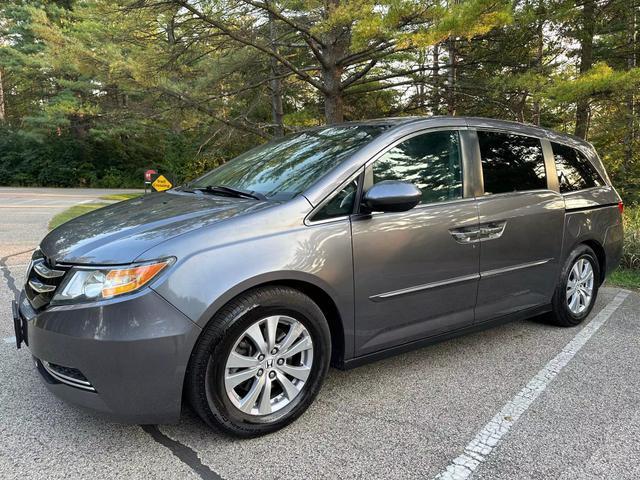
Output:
[
  {"xmin": 186, "ymin": 286, "xmax": 331, "ymax": 437},
  {"xmin": 550, "ymin": 244, "xmax": 600, "ymax": 327}
]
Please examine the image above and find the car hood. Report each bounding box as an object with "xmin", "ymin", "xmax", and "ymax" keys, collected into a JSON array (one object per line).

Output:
[{"xmin": 40, "ymin": 191, "xmax": 273, "ymax": 265}]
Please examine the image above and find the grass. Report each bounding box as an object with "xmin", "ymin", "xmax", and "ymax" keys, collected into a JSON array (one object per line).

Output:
[
  {"xmin": 99, "ymin": 193, "xmax": 142, "ymax": 201},
  {"xmin": 607, "ymin": 268, "xmax": 640, "ymax": 291},
  {"xmin": 606, "ymin": 205, "xmax": 640, "ymax": 291},
  {"xmin": 621, "ymin": 205, "xmax": 640, "ymax": 270},
  {"xmin": 48, "ymin": 203, "xmax": 111, "ymax": 230}
]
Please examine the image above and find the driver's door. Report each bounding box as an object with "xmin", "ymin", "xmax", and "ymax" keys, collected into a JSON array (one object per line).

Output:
[{"xmin": 351, "ymin": 129, "xmax": 480, "ymax": 356}]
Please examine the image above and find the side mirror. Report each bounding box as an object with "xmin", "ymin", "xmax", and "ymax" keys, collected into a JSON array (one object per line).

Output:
[{"xmin": 362, "ymin": 180, "xmax": 421, "ymax": 213}]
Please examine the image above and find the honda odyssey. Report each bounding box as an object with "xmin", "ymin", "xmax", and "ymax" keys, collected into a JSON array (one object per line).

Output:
[{"xmin": 13, "ymin": 116, "xmax": 623, "ymax": 437}]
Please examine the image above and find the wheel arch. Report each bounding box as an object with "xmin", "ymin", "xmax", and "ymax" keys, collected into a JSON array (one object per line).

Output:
[
  {"xmin": 264, "ymin": 279, "xmax": 345, "ymax": 367},
  {"xmin": 581, "ymin": 239, "xmax": 606, "ymax": 285},
  {"xmin": 195, "ymin": 273, "xmax": 348, "ymax": 367}
]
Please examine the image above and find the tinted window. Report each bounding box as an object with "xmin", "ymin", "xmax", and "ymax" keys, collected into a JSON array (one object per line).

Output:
[
  {"xmin": 373, "ymin": 130, "xmax": 462, "ymax": 203},
  {"xmin": 312, "ymin": 180, "xmax": 358, "ymax": 221},
  {"xmin": 478, "ymin": 131, "xmax": 546, "ymax": 194},
  {"xmin": 190, "ymin": 125, "xmax": 386, "ymax": 201},
  {"xmin": 552, "ymin": 142, "xmax": 603, "ymax": 193}
]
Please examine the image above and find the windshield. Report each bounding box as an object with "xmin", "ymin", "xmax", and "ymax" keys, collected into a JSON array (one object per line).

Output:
[{"xmin": 188, "ymin": 125, "xmax": 387, "ymax": 201}]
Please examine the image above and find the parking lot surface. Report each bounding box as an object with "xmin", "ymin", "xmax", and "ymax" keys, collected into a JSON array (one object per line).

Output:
[{"xmin": 1, "ymin": 187, "xmax": 639, "ymax": 479}]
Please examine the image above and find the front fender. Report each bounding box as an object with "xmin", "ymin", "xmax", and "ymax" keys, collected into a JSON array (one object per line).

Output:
[
  {"xmin": 148, "ymin": 219, "xmax": 355, "ymax": 359},
  {"xmin": 192, "ymin": 269, "xmax": 346, "ymax": 329}
]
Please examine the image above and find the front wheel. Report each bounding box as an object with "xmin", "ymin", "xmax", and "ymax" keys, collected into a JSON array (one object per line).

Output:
[
  {"xmin": 550, "ymin": 244, "xmax": 600, "ymax": 327},
  {"xmin": 186, "ymin": 286, "xmax": 331, "ymax": 437}
]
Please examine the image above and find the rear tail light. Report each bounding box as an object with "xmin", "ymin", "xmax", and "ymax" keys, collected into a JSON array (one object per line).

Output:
[{"xmin": 618, "ymin": 201, "xmax": 624, "ymax": 214}]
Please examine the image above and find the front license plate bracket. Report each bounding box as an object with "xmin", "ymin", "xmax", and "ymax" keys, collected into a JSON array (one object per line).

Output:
[{"xmin": 12, "ymin": 300, "xmax": 27, "ymax": 349}]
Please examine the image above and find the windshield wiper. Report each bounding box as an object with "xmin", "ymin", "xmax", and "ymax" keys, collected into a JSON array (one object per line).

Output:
[{"xmin": 193, "ymin": 185, "xmax": 267, "ymax": 201}]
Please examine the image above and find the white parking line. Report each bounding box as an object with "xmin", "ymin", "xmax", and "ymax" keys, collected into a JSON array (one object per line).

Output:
[
  {"xmin": 433, "ymin": 291, "xmax": 630, "ymax": 480},
  {"xmin": 3, "ymin": 336, "xmax": 16, "ymax": 344}
]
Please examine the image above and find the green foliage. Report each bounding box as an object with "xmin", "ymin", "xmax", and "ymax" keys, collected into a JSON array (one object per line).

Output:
[
  {"xmin": 621, "ymin": 206, "xmax": 640, "ymax": 270},
  {"xmin": 608, "ymin": 268, "xmax": 640, "ymax": 291},
  {"xmin": 0, "ymin": 0, "xmax": 638, "ymax": 210},
  {"xmin": 548, "ymin": 63, "xmax": 640, "ymax": 104},
  {"xmin": 0, "ymin": 125, "xmax": 198, "ymax": 187},
  {"xmin": 100, "ymin": 193, "xmax": 141, "ymax": 201}
]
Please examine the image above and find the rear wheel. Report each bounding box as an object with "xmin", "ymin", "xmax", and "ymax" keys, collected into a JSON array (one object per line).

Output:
[
  {"xmin": 550, "ymin": 244, "xmax": 600, "ymax": 327},
  {"xmin": 186, "ymin": 286, "xmax": 331, "ymax": 437}
]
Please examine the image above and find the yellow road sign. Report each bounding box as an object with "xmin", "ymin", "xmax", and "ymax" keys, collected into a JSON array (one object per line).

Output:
[{"xmin": 151, "ymin": 175, "xmax": 172, "ymax": 192}]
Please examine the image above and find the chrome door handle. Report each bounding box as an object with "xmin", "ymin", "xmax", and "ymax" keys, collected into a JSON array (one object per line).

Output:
[
  {"xmin": 449, "ymin": 227, "xmax": 481, "ymax": 244},
  {"xmin": 479, "ymin": 222, "xmax": 507, "ymax": 240}
]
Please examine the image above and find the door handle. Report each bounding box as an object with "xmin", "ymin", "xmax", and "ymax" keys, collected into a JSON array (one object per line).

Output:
[
  {"xmin": 449, "ymin": 227, "xmax": 481, "ymax": 244},
  {"xmin": 479, "ymin": 221, "xmax": 507, "ymax": 240},
  {"xmin": 450, "ymin": 221, "xmax": 507, "ymax": 243}
]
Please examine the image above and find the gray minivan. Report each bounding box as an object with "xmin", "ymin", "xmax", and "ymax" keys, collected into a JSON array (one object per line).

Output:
[{"xmin": 13, "ymin": 116, "xmax": 623, "ymax": 436}]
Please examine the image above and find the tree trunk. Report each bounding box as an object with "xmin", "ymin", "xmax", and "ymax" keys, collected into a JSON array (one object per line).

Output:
[
  {"xmin": 167, "ymin": 16, "xmax": 176, "ymax": 45},
  {"xmin": 533, "ymin": 3, "xmax": 544, "ymax": 126},
  {"xmin": 624, "ymin": 1, "xmax": 637, "ymax": 173},
  {"xmin": 517, "ymin": 94, "xmax": 526, "ymax": 123},
  {"xmin": 269, "ymin": 64, "xmax": 285, "ymax": 136},
  {"xmin": 431, "ymin": 43, "xmax": 440, "ymax": 115},
  {"xmin": 447, "ymin": 36, "xmax": 457, "ymax": 116},
  {"xmin": 0, "ymin": 68, "xmax": 5, "ymax": 123},
  {"xmin": 269, "ymin": 14, "xmax": 284, "ymax": 136},
  {"xmin": 323, "ymin": 65, "xmax": 344, "ymax": 124},
  {"xmin": 575, "ymin": 0, "xmax": 595, "ymax": 139},
  {"xmin": 416, "ymin": 49, "xmax": 427, "ymax": 110},
  {"xmin": 320, "ymin": 0, "xmax": 347, "ymax": 125}
]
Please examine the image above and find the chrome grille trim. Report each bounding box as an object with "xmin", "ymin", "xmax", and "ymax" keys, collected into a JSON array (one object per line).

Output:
[
  {"xmin": 41, "ymin": 362, "xmax": 96, "ymax": 392},
  {"xmin": 25, "ymin": 258, "xmax": 69, "ymax": 310},
  {"xmin": 28, "ymin": 279, "xmax": 56, "ymax": 293},
  {"xmin": 33, "ymin": 261, "xmax": 65, "ymax": 279}
]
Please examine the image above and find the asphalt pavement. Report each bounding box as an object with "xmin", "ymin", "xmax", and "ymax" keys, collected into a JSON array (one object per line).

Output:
[{"xmin": 1, "ymin": 187, "xmax": 639, "ymax": 479}]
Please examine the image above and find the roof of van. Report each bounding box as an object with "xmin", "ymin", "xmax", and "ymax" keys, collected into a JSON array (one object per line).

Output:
[{"xmin": 337, "ymin": 116, "xmax": 594, "ymax": 150}]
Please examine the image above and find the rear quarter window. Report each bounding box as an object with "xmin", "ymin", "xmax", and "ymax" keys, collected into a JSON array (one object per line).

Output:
[
  {"xmin": 478, "ymin": 131, "xmax": 547, "ymax": 194},
  {"xmin": 551, "ymin": 142, "xmax": 604, "ymax": 193}
]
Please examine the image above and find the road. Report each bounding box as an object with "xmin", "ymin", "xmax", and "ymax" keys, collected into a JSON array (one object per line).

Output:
[{"xmin": 1, "ymin": 187, "xmax": 639, "ymax": 479}]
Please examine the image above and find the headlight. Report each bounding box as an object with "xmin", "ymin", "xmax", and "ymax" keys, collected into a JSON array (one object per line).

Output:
[{"xmin": 52, "ymin": 259, "xmax": 174, "ymax": 303}]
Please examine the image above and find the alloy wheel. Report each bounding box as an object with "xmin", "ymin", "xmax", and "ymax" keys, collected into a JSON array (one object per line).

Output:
[
  {"xmin": 566, "ymin": 257, "xmax": 594, "ymax": 315},
  {"xmin": 223, "ymin": 315, "xmax": 313, "ymax": 416}
]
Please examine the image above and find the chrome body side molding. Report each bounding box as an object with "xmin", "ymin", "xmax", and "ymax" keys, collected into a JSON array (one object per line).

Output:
[
  {"xmin": 370, "ymin": 258, "xmax": 552, "ymax": 302},
  {"xmin": 369, "ymin": 273, "xmax": 480, "ymax": 302},
  {"xmin": 480, "ymin": 258, "xmax": 552, "ymax": 278}
]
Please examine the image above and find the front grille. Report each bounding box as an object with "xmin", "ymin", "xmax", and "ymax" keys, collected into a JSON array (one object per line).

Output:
[
  {"xmin": 39, "ymin": 360, "xmax": 96, "ymax": 392},
  {"xmin": 25, "ymin": 255, "xmax": 68, "ymax": 310}
]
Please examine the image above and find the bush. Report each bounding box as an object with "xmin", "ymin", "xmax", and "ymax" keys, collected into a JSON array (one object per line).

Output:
[
  {"xmin": 622, "ymin": 206, "xmax": 640, "ymax": 270},
  {"xmin": 0, "ymin": 126, "xmax": 199, "ymax": 188}
]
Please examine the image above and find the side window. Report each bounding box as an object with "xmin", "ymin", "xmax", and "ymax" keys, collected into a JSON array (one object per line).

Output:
[
  {"xmin": 552, "ymin": 142, "xmax": 604, "ymax": 193},
  {"xmin": 478, "ymin": 131, "xmax": 547, "ymax": 194},
  {"xmin": 372, "ymin": 130, "xmax": 462, "ymax": 204},
  {"xmin": 312, "ymin": 180, "xmax": 358, "ymax": 221}
]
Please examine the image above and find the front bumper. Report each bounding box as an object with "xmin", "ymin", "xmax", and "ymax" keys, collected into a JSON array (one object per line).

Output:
[{"xmin": 17, "ymin": 288, "xmax": 201, "ymax": 424}]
